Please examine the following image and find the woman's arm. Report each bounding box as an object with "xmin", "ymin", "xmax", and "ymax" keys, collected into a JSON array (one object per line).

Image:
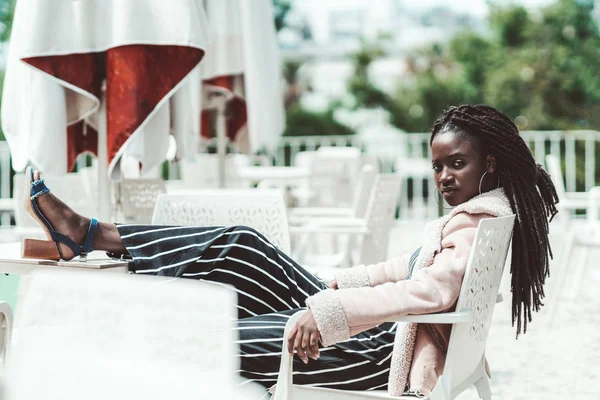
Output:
[
  {"xmin": 306, "ymin": 212, "xmax": 492, "ymax": 346},
  {"xmin": 333, "ymin": 253, "xmax": 412, "ymax": 289}
]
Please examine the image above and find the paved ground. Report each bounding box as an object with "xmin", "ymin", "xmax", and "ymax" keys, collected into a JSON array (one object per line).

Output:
[{"xmin": 388, "ymin": 219, "xmax": 600, "ymax": 399}]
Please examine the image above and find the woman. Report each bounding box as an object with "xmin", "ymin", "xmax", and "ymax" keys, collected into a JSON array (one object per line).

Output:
[{"xmin": 22, "ymin": 104, "xmax": 558, "ymax": 396}]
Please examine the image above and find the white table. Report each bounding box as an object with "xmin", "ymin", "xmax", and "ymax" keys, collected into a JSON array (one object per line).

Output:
[
  {"xmin": 0, "ymin": 242, "xmax": 128, "ymax": 275},
  {"xmin": 237, "ymin": 166, "xmax": 310, "ymax": 186}
]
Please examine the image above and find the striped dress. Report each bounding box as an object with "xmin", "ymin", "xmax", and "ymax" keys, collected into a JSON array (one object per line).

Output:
[{"xmin": 117, "ymin": 224, "xmax": 397, "ymax": 392}]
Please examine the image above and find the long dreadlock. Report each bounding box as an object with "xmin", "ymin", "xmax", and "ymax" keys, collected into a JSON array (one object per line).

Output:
[{"xmin": 430, "ymin": 104, "xmax": 559, "ymax": 335}]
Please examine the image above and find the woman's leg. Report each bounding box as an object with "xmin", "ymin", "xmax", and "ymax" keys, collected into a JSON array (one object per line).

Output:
[
  {"xmin": 28, "ymin": 170, "xmax": 126, "ymax": 259},
  {"xmin": 119, "ymin": 224, "xmax": 327, "ymax": 317},
  {"xmin": 28, "ymin": 170, "xmax": 325, "ymax": 316},
  {"xmin": 236, "ymin": 309, "xmax": 396, "ymax": 392}
]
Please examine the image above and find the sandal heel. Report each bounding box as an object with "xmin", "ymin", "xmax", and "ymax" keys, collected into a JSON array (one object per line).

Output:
[{"xmin": 22, "ymin": 238, "xmax": 60, "ymax": 261}]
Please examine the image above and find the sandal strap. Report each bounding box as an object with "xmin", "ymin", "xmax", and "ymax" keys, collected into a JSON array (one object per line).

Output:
[
  {"xmin": 50, "ymin": 230, "xmax": 81, "ymax": 256},
  {"xmin": 82, "ymin": 218, "xmax": 98, "ymax": 254},
  {"xmin": 30, "ymin": 178, "xmax": 50, "ymax": 200},
  {"xmin": 48, "ymin": 218, "xmax": 98, "ymax": 257}
]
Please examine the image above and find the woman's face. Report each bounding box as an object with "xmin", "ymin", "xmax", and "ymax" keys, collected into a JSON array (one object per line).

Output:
[{"xmin": 430, "ymin": 130, "xmax": 490, "ymax": 206}]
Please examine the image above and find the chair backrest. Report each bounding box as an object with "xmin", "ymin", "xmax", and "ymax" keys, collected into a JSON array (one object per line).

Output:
[
  {"xmin": 179, "ymin": 154, "xmax": 251, "ymax": 189},
  {"xmin": 358, "ymin": 153, "xmax": 381, "ymax": 174},
  {"xmin": 117, "ymin": 178, "xmax": 167, "ymax": 224},
  {"xmin": 151, "ymin": 190, "xmax": 291, "ymax": 254},
  {"xmin": 350, "ymin": 165, "xmax": 377, "ymax": 218},
  {"xmin": 5, "ymin": 270, "xmax": 242, "ymax": 400},
  {"xmin": 296, "ymin": 148, "xmax": 362, "ymax": 207},
  {"xmin": 358, "ymin": 174, "xmax": 402, "ymax": 264},
  {"xmin": 13, "ymin": 169, "xmax": 98, "ymax": 228},
  {"xmin": 545, "ymin": 154, "xmax": 566, "ymax": 200},
  {"xmin": 445, "ymin": 215, "xmax": 515, "ymax": 389}
]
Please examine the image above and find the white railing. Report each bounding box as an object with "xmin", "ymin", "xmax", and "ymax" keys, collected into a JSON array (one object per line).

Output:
[
  {"xmin": 1, "ymin": 130, "xmax": 598, "ymax": 223},
  {"xmin": 274, "ymin": 130, "xmax": 599, "ymax": 186},
  {"xmin": 271, "ymin": 130, "xmax": 600, "ymax": 218}
]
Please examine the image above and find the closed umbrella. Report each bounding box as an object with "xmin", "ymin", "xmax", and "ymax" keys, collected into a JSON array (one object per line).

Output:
[
  {"xmin": 196, "ymin": 0, "xmax": 285, "ymax": 188},
  {"xmin": 2, "ymin": 0, "xmax": 210, "ymax": 219}
]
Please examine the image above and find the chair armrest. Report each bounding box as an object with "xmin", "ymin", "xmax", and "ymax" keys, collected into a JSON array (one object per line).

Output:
[
  {"xmin": 272, "ymin": 309, "xmax": 474, "ymax": 398},
  {"xmin": 272, "ymin": 311, "xmax": 307, "ymax": 398},
  {"xmin": 387, "ymin": 310, "xmax": 473, "ymax": 324}
]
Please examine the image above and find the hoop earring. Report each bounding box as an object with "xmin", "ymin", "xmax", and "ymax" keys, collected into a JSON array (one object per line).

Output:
[
  {"xmin": 478, "ymin": 171, "xmax": 501, "ymax": 195},
  {"xmin": 434, "ymin": 187, "xmax": 454, "ymax": 210}
]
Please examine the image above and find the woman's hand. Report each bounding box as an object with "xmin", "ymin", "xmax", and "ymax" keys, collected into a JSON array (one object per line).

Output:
[
  {"xmin": 327, "ymin": 280, "xmax": 338, "ymax": 290},
  {"xmin": 287, "ymin": 310, "xmax": 321, "ymax": 364}
]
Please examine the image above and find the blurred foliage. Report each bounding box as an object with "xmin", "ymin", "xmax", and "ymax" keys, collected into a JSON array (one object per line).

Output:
[
  {"xmin": 0, "ymin": 0, "xmax": 14, "ymax": 42},
  {"xmin": 347, "ymin": 35, "xmax": 396, "ymax": 109},
  {"xmin": 283, "ymin": 105, "xmax": 354, "ymax": 137},
  {"xmin": 0, "ymin": 0, "xmax": 15, "ymax": 141},
  {"xmin": 282, "ymin": 59, "xmax": 305, "ymax": 109},
  {"xmin": 349, "ymin": 0, "xmax": 600, "ymax": 133},
  {"xmin": 273, "ymin": 0, "xmax": 292, "ymax": 32}
]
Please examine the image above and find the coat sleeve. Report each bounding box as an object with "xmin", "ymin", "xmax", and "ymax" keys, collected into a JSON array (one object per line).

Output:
[
  {"xmin": 306, "ymin": 212, "xmax": 492, "ymax": 346},
  {"xmin": 333, "ymin": 254, "xmax": 412, "ymax": 289}
]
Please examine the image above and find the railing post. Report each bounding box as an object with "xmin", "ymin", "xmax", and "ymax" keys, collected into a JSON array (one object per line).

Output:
[
  {"xmin": 565, "ymin": 134, "xmax": 577, "ymax": 192},
  {"xmin": 585, "ymin": 134, "xmax": 595, "ymax": 190}
]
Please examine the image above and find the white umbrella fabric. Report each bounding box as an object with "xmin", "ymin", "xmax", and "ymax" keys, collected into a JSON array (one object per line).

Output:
[
  {"xmin": 195, "ymin": 0, "xmax": 285, "ymax": 187},
  {"xmin": 1, "ymin": 0, "xmax": 210, "ymax": 219}
]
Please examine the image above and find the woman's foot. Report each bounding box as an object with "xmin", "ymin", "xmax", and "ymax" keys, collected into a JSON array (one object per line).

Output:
[{"xmin": 25, "ymin": 168, "xmax": 92, "ymax": 260}]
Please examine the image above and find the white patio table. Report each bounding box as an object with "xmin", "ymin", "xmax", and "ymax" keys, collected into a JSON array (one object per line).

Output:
[
  {"xmin": 0, "ymin": 242, "xmax": 127, "ymax": 275},
  {"xmin": 237, "ymin": 166, "xmax": 310, "ymax": 186}
]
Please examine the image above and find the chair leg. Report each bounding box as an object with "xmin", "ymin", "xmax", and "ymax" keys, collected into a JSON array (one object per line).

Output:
[
  {"xmin": 473, "ymin": 375, "xmax": 492, "ymax": 400},
  {"xmin": 568, "ymin": 246, "xmax": 588, "ymax": 300},
  {"xmin": 545, "ymin": 231, "xmax": 575, "ymax": 326}
]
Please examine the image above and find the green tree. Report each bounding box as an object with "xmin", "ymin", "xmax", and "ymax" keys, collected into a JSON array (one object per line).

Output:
[
  {"xmin": 0, "ymin": 0, "xmax": 16, "ymax": 141},
  {"xmin": 346, "ymin": 36, "xmax": 395, "ymax": 109},
  {"xmin": 356, "ymin": 0, "xmax": 600, "ymax": 133},
  {"xmin": 273, "ymin": 0, "xmax": 292, "ymax": 32}
]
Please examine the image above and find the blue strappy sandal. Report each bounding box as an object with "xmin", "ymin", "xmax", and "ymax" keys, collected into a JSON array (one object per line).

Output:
[{"xmin": 22, "ymin": 167, "xmax": 99, "ymax": 261}]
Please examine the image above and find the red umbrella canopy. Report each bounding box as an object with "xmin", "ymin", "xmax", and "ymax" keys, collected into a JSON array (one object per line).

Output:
[{"xmin": 25, "ymin": 46, "xmax": 203, "ymax": 172}]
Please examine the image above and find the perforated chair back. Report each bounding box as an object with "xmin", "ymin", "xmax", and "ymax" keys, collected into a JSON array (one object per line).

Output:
[{"xmin": 151, "ymin": 189, "xmax": 291, "ymax": 254}]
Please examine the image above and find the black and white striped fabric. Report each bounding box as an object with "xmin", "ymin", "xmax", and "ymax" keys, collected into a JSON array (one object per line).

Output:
[{"xmin": 117, "ymin": 224, "xmax": 396, "ymax": 391}]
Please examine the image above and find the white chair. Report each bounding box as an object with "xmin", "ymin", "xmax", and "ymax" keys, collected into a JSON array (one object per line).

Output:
[
  {"xmin": 273, "ymin": 215, "xmax": 516, "ymax": 400},
  {"xmin": 545, "ymin": 154, "xmax": 589, "ymax": 229},
  {"xmin": 151, "ymin": 189, "xmax": 291, "ymax": 255},
  {"xmin": 116, "ymin": 178, "xmax": 167, "ymax": 224},
  {"xmin": 288, "ymin": 165, "xmax": 377, "ymax": 224},
  {"xmin": 3, "ymin": 270, "xmax": 251, "ymax": 400},
  {"xmin": 291, "ymin": 174, "xmax": 401, "ymax": 271},
  {"xmin": 291, "ymin": 148, "xmax": 362, "ymax": 208},
  {"xmin": 0, "ymin": 301, "xmax": 13, "ymax": 376},
  {"xmin": 394, "ymin": 155, "xmax": 435, "ymax": 220},
  {"xmin": 546, "ymin": 186, "xmax": 600, "ymax": 323},
  {"xmin": 179, "ymin": 153, "xmax": 252, "ymax": 189}
]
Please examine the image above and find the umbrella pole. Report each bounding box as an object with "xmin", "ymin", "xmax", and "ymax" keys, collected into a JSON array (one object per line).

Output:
[
  {"xmin": 97, "ymin": 96, "xmax": 112, "ymax": 221},
  {"xmin": 216, "ymin": 98, "xmax": 227, "ymax": 189}
]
